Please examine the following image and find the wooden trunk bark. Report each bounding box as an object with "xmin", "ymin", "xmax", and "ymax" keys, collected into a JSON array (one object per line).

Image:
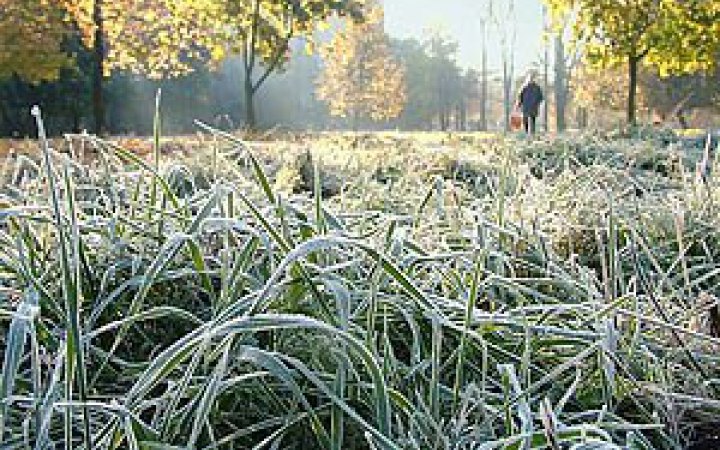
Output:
[
  {"xmin": 627, "ymin": 56, "xmax": 639, "ymax": 126},
  {"xmin": 92, "ymin": 0, "xmax": 104, "ymax": 135},
  {"xmin": 554, "ymin": 34, "xmax": 567, "ymax": 132}
]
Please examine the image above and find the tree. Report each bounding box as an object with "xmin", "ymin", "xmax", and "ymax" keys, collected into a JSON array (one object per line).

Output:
[
  {"xmin": 542, "ymin": 6, "xmax": 549, "ymax": 132},
  {"xmin": 0, "ymin": 1, "xmax": 93, "ymax": 133},
  {"xmin": 545, "ymin": 0, "xmax": 720, "ymax": 126},
  {"xmin": 571, "ymin": 60, "xmax": 720, "ymax": 129},
  {"xmin": 1, "ymin": 0, "xmax": 220, "ymax": 134},
  {"xmin": 639, "ymin": 68, "xmax": 720, "ymax": 128},
  {"xmin": 1, "ymin": 0, "xmax": 380, "ymax": 132},
  {"xmin": 64, "ymin": 0, "xmax": 365, "ymax": 131},
  {"xmin": 390, "ymin": 38, "xmax": 436, "ymax": 129},
  {"xmin": 478, "ymin": 18, "xmax": 489, "ymax": 131},
  {"xmin": 573, "ymin": 64, "xmax": 649, "ymax": 126},
  {"xmin": 554, "ymin": 33, "xmax": 569, "ymax": 131},
  {"xmin": 426, "ymin": 33, "xmax": 461, "ymax": 131},
  {"xmin": 550, "ymin": 9, "xmax": 583, "ymax": 132},
  {"xmin": 390, "ymin": 34, "xmax": 476, "ymax": 131},
  {"xmin": 0, "ymin": 0, "xmax": 74, "ymax": 82},
  {"xmin": 192, "ymin": 0, "xmax": 365, "ymax": 129},
  {"xmin": 456, "ymin": 69, "xmax": 478, "ymax": 131},
  {"xmin": 489, "ymin": 0, "xmax": 517, "ymax": 132},
  {"xmin": 316, "ymin": 3, "xmax": 406, "ymax": 127},
  {"xmin": 63, "ymin": 0, "xmax": 222, "ymax": 134}
]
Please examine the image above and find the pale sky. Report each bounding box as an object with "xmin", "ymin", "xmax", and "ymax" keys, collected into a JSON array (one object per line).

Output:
[{"xmin": 384, "ymin": 0, "xmax": 546, "ymax": 74}]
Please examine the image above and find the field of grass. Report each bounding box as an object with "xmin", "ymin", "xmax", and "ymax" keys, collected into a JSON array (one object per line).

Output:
[{"xmin": 1, "ymin": 112, "xmax": 720, "ymax": 449}]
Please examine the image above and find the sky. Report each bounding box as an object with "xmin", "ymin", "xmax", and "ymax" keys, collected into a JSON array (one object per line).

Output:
[{"xmin": 383, "ymin": 0, "xmax": 546, "ymax": 74}]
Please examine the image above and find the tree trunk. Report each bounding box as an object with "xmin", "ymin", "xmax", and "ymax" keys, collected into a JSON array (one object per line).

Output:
[
  {"xmin": 542, "ymin": 7, "xmax": 549, "ymax": 132},
  {"xmin": 72, "ymin": 101, "xmax": 81, "ymax": 133},
  {"xmin": 502, "ymin": 60, "xmax": 512, "ymax": 132},
  {"xmin": 244, "ymin": 77, "xmax": 256, "ymax": 129},
  {"xmin": 627, "ymin": 56, "xmax": 639, "ymax": 126},
  {"xmin": 576, "ymin": 107, "xmax": 588, "ymax": 128},
  {"xmin": 676, "ymin": 109, "xmax": 689, "ymax": 129},
  {"xmin": 92, "ymin": 0, "xmax": 104, "ymax": 135},
  {"xmin": 480, "ymin": 20, "xmax": 488, "ymax": 131},
  {"xmin": 0, "ymin": 101, "xmax": 11, "ymax": 137},
  {"xmin": 71, "ymin": 74, "xmax": 82, "ymax": 133},
  {"xmin": 554, "ymin": 34, "xmax": 567, "ymax": 132},
  {"xmin": 0, "ymin": 82, "xmax": 14, "ymax": 136},
  {"xmin": 351, "ymin": 109, "xmax": 359, "ymax": 133}
]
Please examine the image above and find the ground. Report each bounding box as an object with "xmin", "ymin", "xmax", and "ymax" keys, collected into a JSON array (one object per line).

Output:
[{"xmin": 1, "ymin": 129, "xmax": 720, "ymax": 449}]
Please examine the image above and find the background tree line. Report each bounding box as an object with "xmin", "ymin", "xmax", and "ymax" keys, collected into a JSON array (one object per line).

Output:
[
  {"xmin": 0, "ymin": 0, "xmax": 478, "ymax": 137},
  {"xmin": 547, "ymin": 0, "xmax": 720, "ymax": 128},
  {"xmin": 1, "ymin": 0, "xmax": 719, "ymax": 137},
  {"xmin": 0, "ymin": 0, "xmax": 369, "ymax": 135}
]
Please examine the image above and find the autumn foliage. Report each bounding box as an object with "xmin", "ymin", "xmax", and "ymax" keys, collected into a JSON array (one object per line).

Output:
[
  {"xmin": 316, "ymin": 4, "xmax": 406, "ymax": 123},
  {"xmin": 0, "ymin": 0, "xmax": 74, "ymax": 81},
  {"xmin": 544, "ymin": 0, "xmax": 720, "ymax": 125}
]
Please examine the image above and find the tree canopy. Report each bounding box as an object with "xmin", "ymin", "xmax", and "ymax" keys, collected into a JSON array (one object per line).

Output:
[
  {"xmin": 545, "ymin": 0, "xmax": 720, "ymax": 125},
  {"xmin": 0, "ymin": 0, "xmax": 367, "ymax": 130},
  {"xmin": 0, "ymin": 0, "xmax": 74, "ymax": 82},
  {"xmin": 198, "ymin": 0, "xmax": 367, "ymax": 127},
  {"xmin": 316, "ymin": 4, "xmax": 406, "ymax": 124}
]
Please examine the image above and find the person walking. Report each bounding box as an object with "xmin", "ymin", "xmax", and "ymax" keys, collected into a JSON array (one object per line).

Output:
[{"xmin": 516, "ymin": 71, "xmax": 544, "ymax": 136}]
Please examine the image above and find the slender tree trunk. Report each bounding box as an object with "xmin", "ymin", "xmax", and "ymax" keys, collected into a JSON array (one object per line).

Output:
[
  {"xmin": 437, "ymin": 69, "xmax": 446, "ymax": 131},
  {"xmin": 543, "ymin": 55, "xmax": 549, "ymax": 132},
  {"xmin": 244, "ymin": 76, "xmax": 257, "ymax": 130},
  {"xmin": 351, "ymin": 110, "xmax": 360, "ymax": 147},
  {"xmin": 92, "ymin": 0, "xmax": 104, "ymax": 135},
  {"xmin": 627, "ymin": 56, "xmax": 639, "ymax": 126},
  {"xmin": 0, "ymin": 103, "xmax": 10, "ymax": 137},
  {"xmin": 480, "ymin": 20, "xmax": 488, "ymax": 131},
  {"xmin": 71, "ymin": 71, "xmax": 82, "ymax": 133},
  {"xmin": 72, "ymin": 96, "xmax": 81, "ymax": 133},
  {"xmin": 554, "ymin": 34, "xmax": 567, "ymax": 132},
  {"xmin": 499, "ymin": 0, "xmax": 516, "ymax": 133},
  {"xmin": 352, "ymin": 110, "xmax": 359, "ymax": 133},
  {"xmin": 542, "ymin": 7, "xmax": 549, "ymax": 132},
  {"xmin": 0, "ymin": 82, "xmax": 13, "ymax": 136},
  {"xmin": 577, "ymin": 107, "xmax": 588, "ymax": 128},
  {"xmin": 243, "ymin": 0, "xmax": 260, "ymax": 130},
  {"xmin": 676, "ymin": 109, "xmax": 689, "ymax": 129},
  {"xmin": 503, "ymin": 60, "xmax": 511, "ymax": 132}
]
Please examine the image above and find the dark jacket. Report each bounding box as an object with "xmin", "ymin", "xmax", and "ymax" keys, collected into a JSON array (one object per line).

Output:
[{"xmin": 518, "ymin": 81, "xmax": 543, "ymax": 117}]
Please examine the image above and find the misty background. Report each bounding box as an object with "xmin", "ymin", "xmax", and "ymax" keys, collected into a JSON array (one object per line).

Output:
[
  {"xmin": 0, "ymin": 0, "xmax": 551, "ymax": 137},
  {"xmin": 2, "ymin": 0, "xmax": 716, "ymax": 137}
]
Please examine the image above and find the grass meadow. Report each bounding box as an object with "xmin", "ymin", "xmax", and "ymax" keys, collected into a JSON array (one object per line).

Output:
[{"xmin": 1, "ymin": 110, "xmax": 720, "ymax": 449}]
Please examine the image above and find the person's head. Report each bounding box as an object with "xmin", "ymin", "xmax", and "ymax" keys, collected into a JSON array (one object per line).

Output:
[{"xmin": 525, "ymin": 70, "xmax": 537, "ymax": 84}]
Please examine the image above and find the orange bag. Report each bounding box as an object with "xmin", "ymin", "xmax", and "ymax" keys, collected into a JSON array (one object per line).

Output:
[{"xmin": 510, "ymin": 110, "xmax": 523, "ymax": 130}]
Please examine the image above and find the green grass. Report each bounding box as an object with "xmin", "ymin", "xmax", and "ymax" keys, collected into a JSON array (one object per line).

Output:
[{"xmin": 1, "ymin": 110, "xmax": 720, "ymax": 449}]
